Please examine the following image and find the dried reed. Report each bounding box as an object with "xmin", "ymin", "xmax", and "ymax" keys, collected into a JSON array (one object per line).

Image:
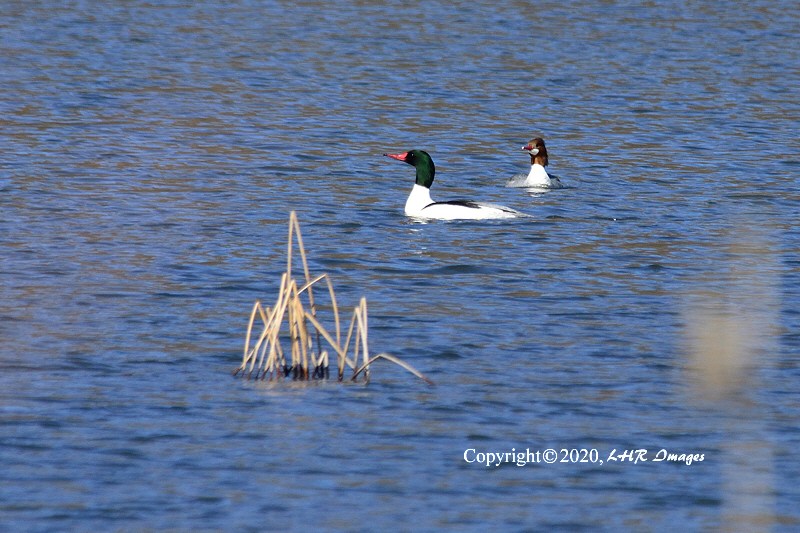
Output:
[{"xmin": 234, "ymin": 211, "xmax": 432, "ymax": 385}]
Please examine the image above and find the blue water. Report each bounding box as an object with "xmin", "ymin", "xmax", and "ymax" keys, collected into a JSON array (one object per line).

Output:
[{"xmin": 2, "ymin": 1, "xmax": 800, "ymax": 530}]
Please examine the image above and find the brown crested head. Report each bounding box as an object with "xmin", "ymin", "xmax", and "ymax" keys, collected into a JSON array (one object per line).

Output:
[{"xmin": 521, "ymin": 137, "xmax": 548, "ymax": 167}]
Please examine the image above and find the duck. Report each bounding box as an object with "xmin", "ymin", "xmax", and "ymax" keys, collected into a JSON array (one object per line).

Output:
[
  {"xmin": 508, "ymin": 137, "xmax": 563, "ymax": 188},
  {"xmin": 384, "ymin": 150, "xmax": 525, "ymax": 220}
]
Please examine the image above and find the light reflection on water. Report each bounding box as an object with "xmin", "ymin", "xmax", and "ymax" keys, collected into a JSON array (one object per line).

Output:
[{"xmin": 2, "ymin": 0, "xmax": 800, "ymax": 530}]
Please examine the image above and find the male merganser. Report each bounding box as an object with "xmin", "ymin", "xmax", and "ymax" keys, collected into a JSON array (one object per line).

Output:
[
  {"xmin": 508, "ymin": 137, "xmax": 563, "ymax": 188},
  {"xmin": 384, "ymin": 150, "xmax": 525, "ymax": 220}
]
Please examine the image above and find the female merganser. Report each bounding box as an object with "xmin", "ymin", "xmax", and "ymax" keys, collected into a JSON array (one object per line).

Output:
[
  {"xmin": 508, "ymin": 137, "xmax": 563, "ymax": 188},
  {"xmin": 384, "ymin": 150, "xmax": 525, "ymax": 220}
]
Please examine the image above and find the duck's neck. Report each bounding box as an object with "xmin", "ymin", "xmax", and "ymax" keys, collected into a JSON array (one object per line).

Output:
[
  {"xmin": 415, "ymin": 165, "xmax": 434, "ymax": 188},
  {"xmin": 405, "ymin": 184, "xmax": 433, "ymax": 216},
  {"xmin": 529, "ymin": 153, "xmax": 547, "ymax": 167}
]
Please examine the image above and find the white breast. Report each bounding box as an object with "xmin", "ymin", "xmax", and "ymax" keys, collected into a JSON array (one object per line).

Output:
[
  {"xmin": 404, "ymin": 185, "xmax": 523, "ymax": 220},
  {"xmin": 523, "ymin": 164, "xmax": 552, "ymax": 187},
  {"xmin": 404, "ymin": 184, "xmax": 434, "ymax": 216}
]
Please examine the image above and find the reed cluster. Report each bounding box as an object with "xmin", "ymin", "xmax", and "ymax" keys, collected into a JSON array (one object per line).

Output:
[{"xmin": 234, "ymin": 211, "xmax": 432, "ymax": 385}]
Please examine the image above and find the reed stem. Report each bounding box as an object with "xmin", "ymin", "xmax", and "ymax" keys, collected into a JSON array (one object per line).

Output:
[{"xmin": 236, "ymin": 211, "xmax": 432, "ymax": 385}]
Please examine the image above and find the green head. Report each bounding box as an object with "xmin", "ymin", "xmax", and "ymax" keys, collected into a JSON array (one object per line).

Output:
[{"xmin": 384, "ymin": 149, "xmax": 435, "ymax": 188}]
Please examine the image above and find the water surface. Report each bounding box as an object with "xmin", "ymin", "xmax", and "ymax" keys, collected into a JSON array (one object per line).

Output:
[{"xmin": 2, "ymin": 1, "xmax": 800, "ymax": 530}]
